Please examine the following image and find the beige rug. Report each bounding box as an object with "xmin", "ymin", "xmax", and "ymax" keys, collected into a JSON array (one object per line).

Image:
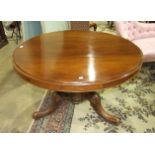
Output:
[
  {"xmin": 70, "ymin": 63, "xmax": 155, "ymax": 132},
  {"xmin": 28, "ymin": 63, "xmax": 155, "ymax": 133}
]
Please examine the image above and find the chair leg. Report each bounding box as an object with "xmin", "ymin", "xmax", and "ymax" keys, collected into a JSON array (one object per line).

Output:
[
  {"xmin": 17, "ymin": 22, "xmax": 21, "ymax": 39},
  {"xmin": 11, "ymin": 29, "xmax": 14, "ymax": 38},
  {"xmin": 16, "ymin": 29, "xmax": 18, "ymax": 44}
]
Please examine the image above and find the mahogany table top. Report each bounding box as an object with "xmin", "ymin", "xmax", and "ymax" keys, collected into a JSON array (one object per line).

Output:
[{"xmin": 13, "ymin": 31, "xmax": 143, "ymax": 92}]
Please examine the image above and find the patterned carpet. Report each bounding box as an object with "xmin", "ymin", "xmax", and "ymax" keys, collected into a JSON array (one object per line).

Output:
[
  {"xmin": 28, "ymin": 91, "xmax": 75, "ymax": 132},
  {"xmin": 28, "ymin": 63, "xmax": 155, "ymax": 133}
]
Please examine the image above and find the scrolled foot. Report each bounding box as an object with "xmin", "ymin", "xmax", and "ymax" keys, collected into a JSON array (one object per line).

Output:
[
  {"xmin": 87, "ymin": 92, "xmax": 121, "ymax": 125},
  {"xmin": 32, "ymin": 92, "xmax": 62, "ymax": 119},
  {"xmin": 32, "ymin": 110, "xmax": 52, "ymax": 119}
]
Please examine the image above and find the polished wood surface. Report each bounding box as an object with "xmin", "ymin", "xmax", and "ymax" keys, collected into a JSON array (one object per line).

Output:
[
  {"xmin": 13, "ymin": 30, "xmax": 143, "ymax": 124},
  {"xmin": 13, "ymin": 30, "xmax": 143, "ymax": 92}
]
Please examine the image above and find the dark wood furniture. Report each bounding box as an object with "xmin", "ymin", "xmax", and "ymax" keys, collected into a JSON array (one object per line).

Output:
[
  {"xmin": 13, "ymin": 31, "xmax": 143, "ymax": 124},
  {"xmin": 0, "ymin": 21, "xmax": 8, "ymax": 48},
  {"xmin": 9, "ymin": 21, "xmax": 21, "ymax": 44},
  {"xmin": 5, "ymin": 21, "xmax": 21, "ymax": 44}
]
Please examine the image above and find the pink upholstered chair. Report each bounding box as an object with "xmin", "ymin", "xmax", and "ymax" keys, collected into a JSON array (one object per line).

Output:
[{"xmin": 114, "ymin": 21, "xmax": 155, "ymax": 62}]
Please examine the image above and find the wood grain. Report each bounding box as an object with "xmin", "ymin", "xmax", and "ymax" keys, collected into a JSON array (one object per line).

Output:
[{"xmin": 13, "ymin": 30, "xmax": 143, "ymax": 92}]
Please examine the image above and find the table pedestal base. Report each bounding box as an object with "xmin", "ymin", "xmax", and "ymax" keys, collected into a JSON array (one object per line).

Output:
[{"xmin": 33, "ymin": 91, "xmax": 121, "ymax": 125}]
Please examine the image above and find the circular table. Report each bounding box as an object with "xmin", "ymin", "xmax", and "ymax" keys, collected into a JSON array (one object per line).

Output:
[{"xmin": 13, "ymin": 31, "xmax": 143, "ymax": 124}]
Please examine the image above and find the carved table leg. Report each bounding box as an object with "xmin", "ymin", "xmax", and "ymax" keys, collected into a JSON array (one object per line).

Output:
[
  {"xmin": 32, "ymin": 92, "xmax": 62, "ymax": 119},
  {"xmin": 32, "ymin": 91, "xmax": 121, "ymax": 125},
  {"xmin": 87, "ymin": 92, "xmax": 121, "ymax": 125}
]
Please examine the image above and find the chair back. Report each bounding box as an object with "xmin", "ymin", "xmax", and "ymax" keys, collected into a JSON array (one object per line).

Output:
[
  {"xmin": 114, "ymin": 21, "xmax": 139, "ymax": 40},
  {"xmin": 114, "ymin": 21, "xmax": 155, "ymax": 41},
  {"xmin": 70, "ymin": 21, "xmax": 89, "ymax": 31}
]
